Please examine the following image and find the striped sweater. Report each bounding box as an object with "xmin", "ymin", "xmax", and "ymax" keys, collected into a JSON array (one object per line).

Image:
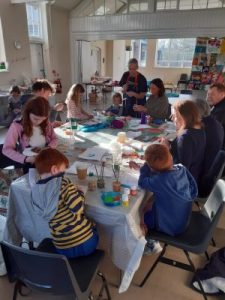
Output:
[{"xmin": 49, "ymin": 177, "xmax": 94, "ymax": 249}]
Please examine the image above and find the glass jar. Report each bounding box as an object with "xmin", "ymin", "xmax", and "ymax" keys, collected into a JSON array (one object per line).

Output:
[{"xmin": 88, "ymin": 173, "xmax": 97, "ymax": 191}]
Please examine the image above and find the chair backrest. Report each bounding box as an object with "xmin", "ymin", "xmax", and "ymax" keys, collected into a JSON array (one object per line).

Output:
[
  {"xmin": 200, "ymin": 150, "xmax": 225, "ymax": 196},
  {"xmin": 203, "ymin": 179, "xmax": 225, "ymax": 221},
  {"xmin": 0, "ymin": 241, "xmax": 80, "ymax": 297},
  {"xmin": 180, "ymin": 90, "xmax": 193, "ymax": 95},
  {"xmin": 179, "ymin": 73, "xmax": 188, "ymax": 81}
]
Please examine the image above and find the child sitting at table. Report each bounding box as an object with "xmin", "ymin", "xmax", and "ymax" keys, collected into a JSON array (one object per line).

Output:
[
  {"xmin": 65, "ymin": 83, "xmax": 93, "ymax": 120},
  {"xmin": 34, "ymin": 148, "xmax": 98, "ymax": 258},
  {"xmin": 8, "ymin": 85, "xmax": 22, "ymax": 120},
  {"xmin": 104, "ymin": 92, "xmax": 123, "ymax": 116},
  {"xmin": 138, "ymin": 144, "xmax": 198, "ymax": 255}
]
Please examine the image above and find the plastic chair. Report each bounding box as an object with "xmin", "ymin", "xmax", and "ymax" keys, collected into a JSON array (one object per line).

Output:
[
  {"xmin": 177, "ymin": 73, "xmax": 189, "ymax": 86},
  {"xmin": 180, "ymin": 89, "xmax": 193, "ymax": 95},
  {"xmin": 198, "ymin": 150, "xmax": 225, "ymax": 198},
  {"xmin": 1, "ymin": 241, "xmax": 111, "ymax": 300},
  {"xmin": 139, "ymin": 179, "xmax": 225, "ymax": 300}
]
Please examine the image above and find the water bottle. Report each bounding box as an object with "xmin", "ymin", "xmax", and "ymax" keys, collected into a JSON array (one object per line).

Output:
[{"xmin": 140, "ymin": 112, "xmax": 146, "ymax": 124}]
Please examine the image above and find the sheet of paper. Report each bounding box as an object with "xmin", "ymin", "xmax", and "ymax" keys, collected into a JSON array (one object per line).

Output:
[
  {"xmin": 78, "ymin": 146, "xmax": 108, "ymax": 161},
  {"xmin": 120, "ymin": 168, "xmax": 140, "ymax": 187},
  {"xmin": 126, "ymin": 131, "xmax": 142, "ymax": 139},
  {"xmin": 129, "ymin": 124, "xmax": 150, "ymax": 130}
]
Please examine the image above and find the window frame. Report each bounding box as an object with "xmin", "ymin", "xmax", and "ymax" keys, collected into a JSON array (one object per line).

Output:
[
  {"xmin": 0, "ymin": 17, "xmax": 7, "ymax": 72},
  {"xmin": 132, "ymin": 39, "xmax": 148, "ymax": 67},
  {"xmin": 155, "ymin": 38, "xmax": 196, "ymax": 69},
  {"xmin": 26, "ymin": 3, "xmax": 43, "ymax": 41}
]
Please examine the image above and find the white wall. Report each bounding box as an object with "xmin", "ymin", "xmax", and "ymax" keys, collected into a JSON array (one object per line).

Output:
[
  {"xmin": 0, "ymin": 1, "xmax": 71, "ymax": 102},
  {"xmin": 0, "ymin": 0, "xmax": 31, "ymax": 89},
  {"xmin": 113, "ymin": 40, "xmax": 126, "ymax": 81},
  {"xmin": 48, "ymin": 5, "xmax": 71, "ymax": 101}
]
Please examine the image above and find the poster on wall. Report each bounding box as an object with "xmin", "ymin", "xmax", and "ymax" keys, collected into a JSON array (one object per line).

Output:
[
  {"xmin": 189, "ymin": 37, "xmax": 225, "ymax": 90},
  {"xmin": 207, "ymin": 38, "xmax": 221, "ymax": 54}
]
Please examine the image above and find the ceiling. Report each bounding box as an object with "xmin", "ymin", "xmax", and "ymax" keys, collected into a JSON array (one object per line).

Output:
[
  {"xmin": 53, "ymin": 0, "xmax": 82, "ymax": 10},
  {"xmin": 11, "ymin": 0, "xmax": 83, "ymax": 11}
]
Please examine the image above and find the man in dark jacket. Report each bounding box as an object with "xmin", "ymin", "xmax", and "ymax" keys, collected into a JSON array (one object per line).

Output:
[{"xmin": 207, "ymin": 83, "xmax": 225, "ymax": 148}]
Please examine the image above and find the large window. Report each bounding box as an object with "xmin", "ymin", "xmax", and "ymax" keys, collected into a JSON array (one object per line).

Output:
[
  {"xmin": 0, "ymin": 18, "xmax": 7, "ymax": 71},
  {"xmin": 156, "ymin": 0, "xmax": 225, "ymax": 10},
  {"xmin": 155, "ymin": 38, "xmax": 196, "ymax": 68},
  {"xmin": 132, "ymin": 39, "xmax": 147, "ymax": 67},
  {"xmin": 26, "ymin": 3, "xmax": 42, "ymax": 39}
]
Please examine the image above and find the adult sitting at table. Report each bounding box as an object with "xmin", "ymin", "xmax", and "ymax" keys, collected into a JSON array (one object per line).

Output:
[
  {"xmin": 160, "ymin": 100, "xmax": 206, "ymax": 184},
  {"xmin": 193, "ymin": 98, "xmax": 224, "ymax": 175},
  {"xmin": 133, "ymin": 78, "xmax": 169, "ymax": 122},
  {"xmin": 207, "ymin": 82, "xmax": 225, "ymax": 148},
  {"xmin": 20, "ymin": 79, "xmax": 63, "ymax": 127},
  {"xmin": 119, "ymin": 58, "xmax": 147, "ymax": 117},
  {"xmin": 33, "ymin": 148, "xmax": 98, "ymax": 258},
  {"xmin": 65, "ymin": 83, "xmax": 93, "ymax": 120},
  {"xmin": 2, "ymin": 97, "xmax": 57, "ymax": 173}
]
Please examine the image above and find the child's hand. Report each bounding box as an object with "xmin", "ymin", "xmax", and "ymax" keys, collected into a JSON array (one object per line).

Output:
[
  {"xmin": 54, "ymin": 103, "xmax": 64, "ymax": 111},
  {"xmin": 158, "ymin": 137, "xmax": 170, "ymax": 148},
  {"xmin": 129, "ymin": 161, "xmax": 141, "ymax": 170},
  {"xmin": 140, "ymin": 220, "xmax": 148, "ymax": 235},
  {"xmin": 52, "ymin": 121, "xmax": 63, "ymax": 128}
]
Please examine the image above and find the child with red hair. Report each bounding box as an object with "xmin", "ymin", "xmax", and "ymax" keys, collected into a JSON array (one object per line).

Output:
[
  {"xmin": 33, "ymin": 148, "xmax": 98, "ymax": 258},
  {"xmin": 138, "ymin": 144, "xmax": 197, "ymax": 255}
]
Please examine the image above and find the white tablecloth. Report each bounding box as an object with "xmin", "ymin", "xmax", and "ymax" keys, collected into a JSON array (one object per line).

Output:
[{"xmin": 3, "ymin": 174, "xmax": 146, "ymax": 293}]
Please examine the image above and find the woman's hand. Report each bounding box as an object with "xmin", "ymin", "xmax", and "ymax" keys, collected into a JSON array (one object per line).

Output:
[
  {"xmin": 133, "ymin": 104, "xmax": 146, "ymax": 113},
  {"xmin": 126, "ymin": 91, "xmax": 136, "ymax": 97},
  {"xmin": 25, "ymin": 156, "xmax": 36, "ymax": 164}
]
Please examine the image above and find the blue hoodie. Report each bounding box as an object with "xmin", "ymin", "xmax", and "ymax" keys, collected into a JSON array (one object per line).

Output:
[{"xmin": 138, "ymin": 163, "xmax": 198, "ymax": 236}]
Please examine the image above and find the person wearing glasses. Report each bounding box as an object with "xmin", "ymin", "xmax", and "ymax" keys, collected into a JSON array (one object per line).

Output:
[{"xmin": 119, "ymin": 58, "xmax": 147, "ymax": 117}]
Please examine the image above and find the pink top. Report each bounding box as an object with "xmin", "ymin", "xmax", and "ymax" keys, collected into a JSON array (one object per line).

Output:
[
  {"xmin": 3, "ymin": 120, "xmax": 58, "ymax": 164},
  {"xmin": 66, "ymin": 99, "xmax": 88, "ymax": 120}
]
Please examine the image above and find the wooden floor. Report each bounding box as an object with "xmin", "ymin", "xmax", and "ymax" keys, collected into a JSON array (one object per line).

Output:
[{"xmin": 0, "ymin": 97, "xmax": 225, "ymax": 299}]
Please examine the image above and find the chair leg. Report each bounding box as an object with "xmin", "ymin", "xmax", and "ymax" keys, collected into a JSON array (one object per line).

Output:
[
  {"xmin": 139, "ymin": 244, "xmax": 168, "ymax": 287},
  {"xmin": 211, "ymin": 238, "xmax": 216, "ymax": 247},
  {"xmin": 97, "ymin": 272, "xmax": 111, "ymax": 300},
  {"xmin": 204, "ymin": 251, "xmax": 210, "ymax": 261},
  {"xmin": 183, "ymin": 250, "xmax": 208, "ymax": 300},
  {"xmin": 13, "ymin": 281, "xmax": 20, "ymax": 300}
]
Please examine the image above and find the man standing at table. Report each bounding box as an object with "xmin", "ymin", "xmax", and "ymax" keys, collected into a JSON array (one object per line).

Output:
[
  {"xmin": 119, "ymin": 58, "xmax": 147, "ymax": 117},
  {"xmin": 207, "ymin": 82, "xmax": 225, "ymax": 147}
]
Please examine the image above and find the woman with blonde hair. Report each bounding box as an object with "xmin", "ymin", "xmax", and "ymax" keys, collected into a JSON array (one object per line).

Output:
[
  {"xmin": 161, "ymin": 100, "xmax": 206, "ymax": 183},
  {"xmin": 65, "ymin": 84, "xmax": 93, "ymax": 120}
]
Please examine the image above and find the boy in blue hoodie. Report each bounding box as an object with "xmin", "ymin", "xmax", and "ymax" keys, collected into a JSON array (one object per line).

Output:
[{"xmin": 138, "ymin": 144, "xmax": 198, "ymax": 255}]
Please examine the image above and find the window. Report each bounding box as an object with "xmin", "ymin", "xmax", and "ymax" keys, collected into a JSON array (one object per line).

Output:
[
  {"xmin": 156, "ymin": 0, "xmax": 225, "ymax": 10},
  {"xmin": 0, "ymin": 18, "xmax": 7, "ymax": 71},
  {"xmin": 155, "ymin": 38, "xmax": 196, "ymax": 68},
  {"xmin": 132, "ymin": 39, "xmax": 147, "ymax": 67},
  {"xmin": 26, "ymin": 3, "xmax": 42, "ymax": 39}
]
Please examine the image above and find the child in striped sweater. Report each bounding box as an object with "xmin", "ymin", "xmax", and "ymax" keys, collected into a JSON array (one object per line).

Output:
[{"xmin": 33, "ymin": 148, "xmax": 98, "ymax": 258}]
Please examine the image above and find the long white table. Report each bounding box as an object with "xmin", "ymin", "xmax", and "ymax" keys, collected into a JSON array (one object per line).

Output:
[{"xmin": 4, "ymin": 120, "xmax": 176, "ymax": 292}]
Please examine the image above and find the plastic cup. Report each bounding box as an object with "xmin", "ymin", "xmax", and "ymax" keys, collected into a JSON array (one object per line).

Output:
[
  {"xmin": 77, "ymin": 164, "xmax": 87, "ymax": 180},
  {"xmin": 117, "ymin": 132, "xmax": 126, "ymax": 144}
]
